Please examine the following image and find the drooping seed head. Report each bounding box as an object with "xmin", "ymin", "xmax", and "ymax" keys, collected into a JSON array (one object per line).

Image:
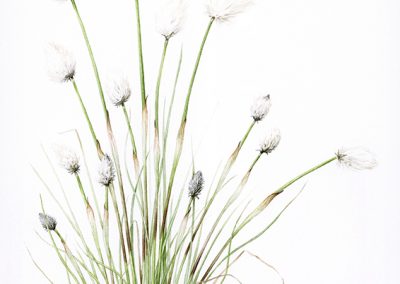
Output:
[
  {"xmin": 39, "ymin": 213, "xmax": 57, "ymax": 231},
  {"xmin": 54, "ymin": 145, "xmax": 80, "ymax": 174},
  {"xmin": 189, "ymin": 171, "xmax": 204, "ymax": 199},
  {"xmin": 98, "ymin": 154, "xmax": 115, "ymax": 186},
  {"xmin": 206, "ymin": 0, "xmax": 252, "ymax": 22},
  {"xmin": 251, "ymin": 95, "xmax": 271, "ymax": 122},
  {"xmin": 107, "ymin": 77, "xmax": 131, "ymax": 107},
  {"xmin": 336, "ymin": 147, "xmax": 377, "ymax": 170},
  {"xmin": 46, "ymin": 43, "xmax": 76, "ymax": 83},
  {"xmin": 156, "ymin": 0, "xmax": 186, "ymax": 39},
  {"xmin": 259, "ymin": 129, "xmax": 281, "ymax": 154}
]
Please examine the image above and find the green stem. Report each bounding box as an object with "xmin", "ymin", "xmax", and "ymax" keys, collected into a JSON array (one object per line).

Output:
[
  {"xmin": 181, "ymin": 18, "xmax": 214, "ymax": 124},
  {"xmin": 72, "ymin": 80, "xmax": 103, "ymax": 158},
  {"xmin": 154, "ymin": 38, "xmax": 170, "ymax": 137},
  {"xmin": 109, "ymin": 184, "xmax": 131, "ymax": 284},
  {"xmin": 161, "ymin": 18, "xmax": 215, "ymax": 235},
  {"xmin": 49, "ymin": 231, "xmax": 80, "ymax": 284},
  {"xmin": 103, "ymin": 187, "xmax": 116, "ymax": 284},
  {"xmin": 190, "ymin": 151, "xmax": 261, "ymax": 279},
  {"xmin": 55, "ymin": 230, "xmax": 87, "ymax": 284},
  {"xmin": 185, "ymin": 199, "xmax": 196, "ymax": 283},
  {"xmin": 69, "ymin": 3, "xmax": 135, "ymax": 281},
  {"xmin": 133, "ymin": 0, "xmax": 146, "ymax": 108},
  {"xmin": 75, "ymin": 175, "xmax": 108, "ymax": 283},
  {"xmin": 200, "ymin": 156, "xmax": 338, "ymax": 282},
  {"xmin": 70, "ymin": 0, "xmax": 107, "ymax": 116},
  {"xmin": 122, "ymin": 104, "xmax": 138, "ymax": 158}
]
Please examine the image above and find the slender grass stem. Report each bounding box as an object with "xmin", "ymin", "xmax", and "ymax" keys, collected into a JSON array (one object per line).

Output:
[
  {"xmin": 179, "ymin": 121, "xmax": 255, "ymax": 277},
  {"xmin": 190, "ymin": 152, "xmax": 262, "ymax": 278},
  {"xmin": 122, "ymin": 103, "xmax": 140, "ymax": 173},
  {"xmin": 55, "ymin": 229, "xmax": 87, "ymax": 283},
  {"xmin": 133, "ymin": 0, "xmax": 146, "ymax": 108},
  {"xmin": 151, "ymin": 38, "xmax": 170, "ymax": 250},
  {"xmin": 70, "ymin": 0, "xmax": 106, "ymax": 115},
  {"xmin": 34, "ymin": 167, "xmax": 100, "ymax": 278},
  {"xmin": 200, "ymin": 156, "xmax": 338, "ymax": 281},
  {"xmin": 103, "ymin": 187, "xmax": 116, "ymax": 284},
  {"xmin": 49, "ymin": 231, "xmax": 80, "ymax": 284},
  {"xmin": 161, "ymin": 17, "xmax": 215, "ymax": 235},
  {"xmin": 75, "ymin": 174, "xmax": 109, "ymax": 283},
  {"xmin": 185, "ymin": 199, "xmax": 196, "ymax": 283},
  {"xmin": 69, "ymin": 2, "xmax": 136, "ymax": 281},
  {"xmin": 71, "ymin": 80, "xmax": 103, "ymax": 158},
  {"xmin": 109, "ymin": 183, "xmax": 131, "ymax": 284}
]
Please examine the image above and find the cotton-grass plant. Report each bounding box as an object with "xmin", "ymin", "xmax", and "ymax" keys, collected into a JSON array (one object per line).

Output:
[{"xmin": 31, "ymin": 0, "xmax": 377, "ymax": 283}]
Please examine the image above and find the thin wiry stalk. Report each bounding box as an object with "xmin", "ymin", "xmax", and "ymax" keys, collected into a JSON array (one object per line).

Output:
[
  {"xmin": 151, "ymin": 38, "xmax": 170, "ymax": 255},
  {"xmin": 190, "ymin": 152, "xmax": 262, "ymax": 278},
  {"xmin": 220, "ymin": 203, "xmax": 251, "ymax": 284},
  {"xmin": 184, "ymin": 199, "xmax": 196, "ymax": 283},
  {"xmin": 39, "ymin": 197, "xmax": 82, "ymax": 283},
  {"xmin": 27, "ymin": 248, "xmax": 54, "ymax": 284},
  {"xmin": 75, "ymin": 174, "xmax": 108, "ymax": 282},
  {"xmin": 177, "ymin": 120, "xmax": 255, "ymax": 279},
  {"xmin": 71, "ymin": 80, "xmax": 103, "ymax": 158},
  {"xmin": 70, "ymin": 0, "xmax": 106, "ymax": 116},
  {"xmin": 108, "ymin": 183, "xmax": 131, "ymax": 283},
  {"xmin": 133, "ymin": 0, "xmax": 146, "ymax": 108},
  {"xmin": 103, "ymin": 186, "xmax": 116, "ymax": 284},
  {"xmin": 69, "ymin": 1, "xmax": 136, "ymax": 280},
  {"xmin": 49, "ymin": 231, "xmax": 81, "ymax": 284},
  {"xmin": 211, "ymin": 186, "xmax": 305, "ymax": 278},
  {"xmin": 161, "ymin": 17, "xmax": 215, "ymax": 236},
  {"xmin": 122, "ymin": 103, "xmax": 140, "ymax": 173},
  {"xmin": 200, "ymin": 157, "xmax": 338, "ymax": 281},
  {"xmin": 33, "ymin": 166, "xmax": 100, "ymax": 277}
]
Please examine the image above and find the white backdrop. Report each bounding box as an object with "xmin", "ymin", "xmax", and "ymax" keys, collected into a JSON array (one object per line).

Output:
[{"xmin": 1, "ymin": 0, "xmax": 400, "ymax": 283}]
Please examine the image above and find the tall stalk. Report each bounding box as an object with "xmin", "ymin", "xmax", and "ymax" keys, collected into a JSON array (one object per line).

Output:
[
  {"xmin": 69, "ymin": 1, "xmax": 136, "ymax": 282},
  {"xmin": 200, "ymin": 156, "xmax": 338, "ymax": 282},
  {"xmin": 161, "ymin": 17, "xmax": 215, "ymax": 234}
]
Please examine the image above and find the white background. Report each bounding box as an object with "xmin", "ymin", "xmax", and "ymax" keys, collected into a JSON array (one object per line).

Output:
[{"xmin": 1, "ymin": 0, "xmax": 400, "ymax": 283}]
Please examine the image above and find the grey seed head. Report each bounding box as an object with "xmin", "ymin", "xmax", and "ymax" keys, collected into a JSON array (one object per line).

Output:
[
  {"xmin": 39, "ymin": 213, "xmax": 57, "ymax": 231},
  {"xmin": 188, "ymin": 171, "xmax": 204, "ymax": 199}
]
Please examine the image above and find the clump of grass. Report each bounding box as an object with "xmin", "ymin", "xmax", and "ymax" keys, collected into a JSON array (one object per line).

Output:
[{"xmin": 32, "ymin": 0, "xmax": 377, "ymax": 283}]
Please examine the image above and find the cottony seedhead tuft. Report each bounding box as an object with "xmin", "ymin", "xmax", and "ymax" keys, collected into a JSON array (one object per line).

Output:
[
  {"xmin": 206, "ymin": 0, "xmax": 252, "ymax": 22},
  {"xmin": 251, "ymin": 95, "xmax": 271, "ymax": 122},
  {"xmin": 107, "ymin": 77, "xmax": 131, "ymax": 107},
  {"xmin": 98, "ymin": 154, "xmax": 115, "ymax": 186},
  {"xmin": 39, "ymin": 213, "xmax": 57, "ymax": 231},
  {"xmin": 156, "ymin": 0, "xmax": 186, "ymax": 39},
  {"xmin": 54, "ymin": 145, "xmax": 80, "ymax": 174},
  {"xmin": 189, "ymin": 171, "xmax": 204, "ymax": 199},
  {"xmin": 336, "ymin": 147, "xmax": 377, "ymax": 170},
  {"xmin": 259, "ymin": 129, "xmax": 281, "ymax": 154},
  {"xmin": 46, "ymin": 43, "xmax": 76, "ymax": 83}
]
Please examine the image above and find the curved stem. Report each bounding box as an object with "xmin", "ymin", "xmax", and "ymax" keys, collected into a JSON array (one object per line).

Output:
[{"xmin": 200, "ymin": 156, "xmax": 338, "ymax": 281}]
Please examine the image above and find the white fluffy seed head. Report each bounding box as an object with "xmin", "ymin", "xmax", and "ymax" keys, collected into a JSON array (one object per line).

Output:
[
  {"xmin": 54, "ymin": 145, "xmax": 80, "ymax": 174},
  {"xmin": 156, "ymin": 0, "xmax": 186, "ymax": 39},
  {"xmin": 336, "ymin": 147, "xmax": 377, "ymax": 170},
  {"xmin": 107, "ymin": 77, "xmax": 131, "ymax": 107},
  {"xmin": 206, "ymin": 0, "xmax": 252, "ymax": 22},
  {"xmin": 46, "ymin": 43, "xmax": 76, "ymax": 83},
  {"xmin": 259, "ymin": 129, "xmax": 281, "ymax": 154},
  {"xmin": 189, "ymin": 171, "xmax": 204, "ymax": 199},
  {"xmin": 98, "ymin": 154, "xmax": 115, "ymax": 186},
  {"xmin": 39, "ymin": 213, "xmax": 57, "ymax": 231},
  {"xmin": 251, "ymin": 95, "xmax": 271, "ymax": 122}
]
